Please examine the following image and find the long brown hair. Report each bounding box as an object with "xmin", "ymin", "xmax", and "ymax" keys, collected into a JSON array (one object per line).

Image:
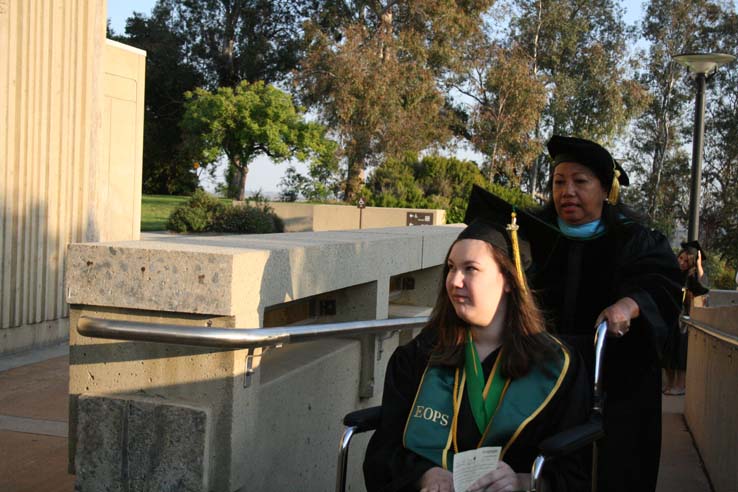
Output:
[{"xmin": 424, "ymin": 239, "xmax": 555, "ymax": 379}]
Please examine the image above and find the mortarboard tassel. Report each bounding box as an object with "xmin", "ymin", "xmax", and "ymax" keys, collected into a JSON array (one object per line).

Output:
[
  {"xmin": 608, "ymin": 169, "xmax": 621, "ymax": 204},
  {"xmin": 506, "ymin": 211, "xmax": 528, "ymax": 293}
]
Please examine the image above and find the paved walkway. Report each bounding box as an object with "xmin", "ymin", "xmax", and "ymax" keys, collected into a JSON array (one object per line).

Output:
[{"xmin": 0, "ymin": 345, "xmax": 713, "ymax": 491}]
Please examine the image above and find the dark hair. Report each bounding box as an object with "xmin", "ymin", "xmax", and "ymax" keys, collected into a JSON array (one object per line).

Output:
[
  {"xmin": 423, "ymin": 239, "xmax": 556, "ymax": 379},
  {"xmin": 678, "ymin": 247, "xmax": 698, "ymax": 273}
]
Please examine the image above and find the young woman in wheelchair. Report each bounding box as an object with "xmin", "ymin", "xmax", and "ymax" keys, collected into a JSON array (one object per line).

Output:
[{"xmin": 364, "ymin": 217, "xmax": 590, "ymax": 492}]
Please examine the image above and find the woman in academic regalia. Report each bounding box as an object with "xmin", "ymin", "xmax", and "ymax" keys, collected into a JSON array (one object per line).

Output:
[
  {"xmin": 364, "ymin": 214, "xmax": 591, "ymax": 492},
  {"xmin": 529, "ymin": 135, "xmax": 683, "ymax": 492},
  {"xmin": 663, "ymin": 241, "xmax": 709, "ymax": 396}
]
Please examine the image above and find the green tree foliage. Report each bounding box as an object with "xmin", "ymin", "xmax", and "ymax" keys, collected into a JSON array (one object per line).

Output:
[
  {"xmin": 298, "ymin": 1, "xmax": 494, "ymax": 201},
  {"xmin": 508, "ymin": 0, "xmax": 649, "ymax": 193},
  {"xmin": 455, "ymin": 41, "xmax": 548, "ymax": 185},
  {"xmin": 181, "ymin": 81, "xmax": 337, "ymax": 200},
  {"xmin": 366, "ymin": 154, "xmax": 537, "ymax": 223},
  {"xmin": 163, "ymin": 0, "xmax": 311, "ymax": 87},
  {"xmin": 701, "ymin": 10, "xmax": 738, "ymax": 267},
  {"xmin": 111, "ymin": 4, "xmax": 204, "ymax": 195},
  {"xmin": 626, "ymin": 0, "xmax": 722, "ymax": 231},
  {"xmin": 278, "ymin": 161, "xmax": 344, "ymax": 202}
]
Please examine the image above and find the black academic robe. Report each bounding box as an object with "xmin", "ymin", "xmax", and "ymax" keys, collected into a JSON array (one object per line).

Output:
[
  {"xmin": 363, "ymin": 329, "xmax": 591, "ymax": 492},
  {"xmin": 530, "ymin": 220, "xmax": 682, "ymax": 492}
]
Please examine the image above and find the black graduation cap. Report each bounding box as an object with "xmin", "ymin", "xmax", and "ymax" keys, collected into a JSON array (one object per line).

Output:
[
  {"xmin": 463, "ymin": 185, "xmax": 561, "ymax": 270},
  {"xmin": 547, "ymin": 135, "xmax": 630, "ymax": 189},
  {"xmin": 680, "ymin": 240, "xmax": 707, "ymax": 261}
]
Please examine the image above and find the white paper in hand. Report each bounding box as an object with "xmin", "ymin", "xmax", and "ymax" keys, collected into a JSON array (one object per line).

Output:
[{"xmin": 452, "ymin": 446, "xmax": 501, "ymax": 492}]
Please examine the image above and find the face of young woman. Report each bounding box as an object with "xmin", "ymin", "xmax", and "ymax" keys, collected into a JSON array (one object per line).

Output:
[
  {"xmin": 445, "ymin": 239, "xmax": 509, "ymax": 328},
  {"xmin": 677, "ymin": 252, "xmax": 691, "ymax": 271},
  {"xmin": 552, "ymin": 161, "xmax": 608, "ymax": 225}
]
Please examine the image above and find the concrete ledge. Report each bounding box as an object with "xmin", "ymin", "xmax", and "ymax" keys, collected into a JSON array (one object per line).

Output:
[
  {"xmin": 66, "ymin": 226, "xmax": 461, "ymax": 322},
  {"xmin": 691, "ymin": 306, "xmax": 738, "ymax": 337},
  {"xmin": 705, "ymin": 289, "xmax": 738, "ymax": 308},
  {"xmin": 75, "ymin": 395, "xmax": 210, "ymax": 491}
]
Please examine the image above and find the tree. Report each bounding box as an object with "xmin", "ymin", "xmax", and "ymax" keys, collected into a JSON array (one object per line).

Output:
[
  {"xmin": 626, "ymin": 0, "xmax": 722, "ymax": 229},
  {"xmin": 508, "ymin": 0, "xmax": 649, "ymax": 194},
  {"xmin": 366, "ymin": 154, "xmax": 537, "ymax": 223},
  {"xmin": 278, "ymin": 159, "xmax": 344, "ymax": 202},
  {"xmin": 111, "ymin": 4, "xmax": 204, "ymax": 195},
  {"xmin": 164, "ymin": 0, "xmax": 311, "ymax": 87},
  {"xmin": 455, "ymin": 41, "xmax": 547, "ymax": 186},
  {"xmin": 298, "ymin": 1, "xmax": 494, "ymax": 201},
  {"xmin": 181, "ymin": 81, "xmax": 336, "ymax": 200},
  {"xmin": 701, "ymin": 9, "xmax": 738, "ymax": 266}
]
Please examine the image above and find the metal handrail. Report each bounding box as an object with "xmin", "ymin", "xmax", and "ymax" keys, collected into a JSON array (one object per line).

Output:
[
  {"xmin": 77, "ymin": 316, "xmax": 430, "ymax": 350},
  {"xmin": 681, "ymin": 316, "xmax": 738, "ymax": 347}
]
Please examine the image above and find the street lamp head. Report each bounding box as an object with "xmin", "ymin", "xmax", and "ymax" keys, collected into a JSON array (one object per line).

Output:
[{"xmin": 673, "ymin": 52, "xmax": 736, "ymax": 75}]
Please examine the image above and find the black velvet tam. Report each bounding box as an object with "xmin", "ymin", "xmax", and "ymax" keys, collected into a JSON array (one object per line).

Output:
[{"xmin": 547, "ymin": 135, "xmax": 630, "ymax": 189}]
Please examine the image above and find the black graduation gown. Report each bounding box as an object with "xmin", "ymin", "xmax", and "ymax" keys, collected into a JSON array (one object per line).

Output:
[
  {"xmin": 530, "ymin": 221, "xmax": 682, "ymax": 492},
  {"xmin": 363, "ymin": 329, "xmax": 591, "ymax": 492}
]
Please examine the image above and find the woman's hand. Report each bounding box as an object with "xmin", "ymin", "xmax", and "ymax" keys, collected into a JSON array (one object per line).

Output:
[
  {"xmin": 466, "ymin": 461, "xmax": 529, "ymax": 492},
  {"xmin": 696, "ymin": 250, "xmax": 704, "ymax": 279},
  {"xmin": 418, "ymin": 467, "xmax": 454, "ymax": 492},
  {"xmin": 596, "ymin": 296, "xmax": 640, "ymax": 337}
]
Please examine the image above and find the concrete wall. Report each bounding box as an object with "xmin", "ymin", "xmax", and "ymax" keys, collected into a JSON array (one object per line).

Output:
[
  {"xmin": 66, "ymin": 226, "xmax": 461, "ymax": 491},
  {"xmin": 0, "ymin": 0, "xmax": 145, "ymax": 355},
  {"xmin": 705, "ymin": 289, "xmax": 738, "ymax": 309},
  {"xmin": 268, "ymin": 202, "xmax": 447, "ymax": 232},
  {"xmin": 684, "ymin": 306, "xmax": 738, "ymax": 492}
]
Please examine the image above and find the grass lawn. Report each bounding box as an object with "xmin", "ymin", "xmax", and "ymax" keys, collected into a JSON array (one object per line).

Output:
[
  {"xmin": 141, "ymin": 194, "xmax": 234, "ymax": 231},
  {"xmin": 141, "ymin": 195, "xmax": 189, "ymax": 231}
]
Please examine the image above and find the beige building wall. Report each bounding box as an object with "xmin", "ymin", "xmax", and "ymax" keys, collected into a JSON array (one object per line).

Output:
[
  {"xmin": 101, "ymin": 39, "xmax": 145, "ymax": 242},
  {"xmin": 0, "ymin": 1, "xmax": 144, "ymax": 355}
]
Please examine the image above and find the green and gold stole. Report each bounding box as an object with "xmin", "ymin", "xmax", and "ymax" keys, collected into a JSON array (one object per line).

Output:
[{"xmin": 403, "ymin": 335, "xmax": 569, "ymax": 471}]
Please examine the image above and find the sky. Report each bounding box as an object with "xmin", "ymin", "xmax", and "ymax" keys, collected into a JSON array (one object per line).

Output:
[{"xmin": 107, "ymin": 0, "xmax": 647, "ymax": 194}]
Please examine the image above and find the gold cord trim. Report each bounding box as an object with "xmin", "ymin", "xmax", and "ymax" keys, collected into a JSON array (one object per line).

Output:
[{"xmin": 450, "ymin": 368, "xmax": 466, "ymax": 457}]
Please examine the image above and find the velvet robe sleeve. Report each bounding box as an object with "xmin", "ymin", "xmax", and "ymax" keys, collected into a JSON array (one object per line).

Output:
[
  {"xmin": 363, "ymin": 336, "xmax": 437, "ymax": 492},
  {"xmin": 535, "ymin": 347, "xmax": 592, "ymax": 492},
  {"xmin": 614, "ymin": 224, "xmax": 683, "ymax": 357}
]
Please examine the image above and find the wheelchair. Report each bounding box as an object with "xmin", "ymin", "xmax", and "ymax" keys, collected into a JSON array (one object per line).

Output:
[{"xmin": 336, "ymin": 321, "xmax": 609, "ymax": 492}]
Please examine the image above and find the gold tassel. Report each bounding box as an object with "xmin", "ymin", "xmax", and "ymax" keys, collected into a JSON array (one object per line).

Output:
[
  {"xmin": 506, "ymin": 211, "xmax": 528, "ymax": 293},
  {"xmin": 608, "ymin": 169, "xmax": 621, "ymax": 204}
]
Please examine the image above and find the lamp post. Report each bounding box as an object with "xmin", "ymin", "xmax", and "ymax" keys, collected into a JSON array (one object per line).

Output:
[{"xmin": 673, "ymin": 52, "xmax": 735, "ymax": 242}]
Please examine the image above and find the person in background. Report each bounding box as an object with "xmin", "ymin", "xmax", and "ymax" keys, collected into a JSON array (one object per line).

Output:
[
  {"xmin": 528, "ymin": 135, "xmax": 683, "ymax": 492},
  {"xmin": 663, "ymin": 241, "xmax": 709, "ymax": 396},
  {"xmin": 363, "ymin": 208, "xmax": 591, "ymax": 492}
]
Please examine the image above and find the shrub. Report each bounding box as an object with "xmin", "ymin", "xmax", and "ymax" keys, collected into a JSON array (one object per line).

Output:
[
  {"xmin": 166, "ymin": 190, "xmax": 224, "ymax": 233},
  {"xmin": 211, "ymin": 203, "xmax": 284, "ymax": 234},
  {"xmin": 166, "ymin": 189, "xmax": 284, "ymax": 234}
]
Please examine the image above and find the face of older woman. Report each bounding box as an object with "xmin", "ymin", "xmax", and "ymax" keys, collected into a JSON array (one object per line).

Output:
[
  {"xmin": 552, "ymin": 161, "xmax": 608, "ymax": 225},
  {"xmin": 445, "ymin": 239, "xmax": 509, "ymax": 328}
]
